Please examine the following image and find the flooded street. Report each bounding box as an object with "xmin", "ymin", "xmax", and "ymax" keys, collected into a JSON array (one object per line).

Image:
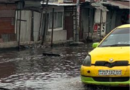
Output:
[
  {"xmin": 0, "ymin": 44, "xmax": 129, "ymax": 90},
  {"xmin": 0, "ymin": 44, "xmax": 89, "ymax": 90}
]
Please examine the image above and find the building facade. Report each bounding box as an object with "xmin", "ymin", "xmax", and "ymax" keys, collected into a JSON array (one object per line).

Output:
[{"xmin": 0, "ymin": 0, "xmax": 129, "ymax": 48}]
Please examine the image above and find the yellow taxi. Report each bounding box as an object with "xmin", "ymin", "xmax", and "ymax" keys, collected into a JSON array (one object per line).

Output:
[{"xmin": 80, "ymin": 24, "xmax": 130, "ymax": 87}]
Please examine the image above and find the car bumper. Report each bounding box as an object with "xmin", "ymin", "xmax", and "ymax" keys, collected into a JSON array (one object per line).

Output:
[{"xmin": 81, "ymin": 76, "xmax": 130, "ymax": 86}]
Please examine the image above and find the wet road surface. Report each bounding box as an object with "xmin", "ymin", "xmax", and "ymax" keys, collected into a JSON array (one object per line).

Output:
[
  {"xmin": 0, "ymin": 45, "xmax": 129, "ymax": 90},
  {"xmin": 0, "ymin": 45, "xmax": 89, "ymax": 90}
]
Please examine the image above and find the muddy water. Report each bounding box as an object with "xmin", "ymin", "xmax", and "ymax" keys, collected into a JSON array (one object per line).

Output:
[
  {"xmin": 0, "ymin": 45, "xmax": 90, "ymax": 90},
  {"xmin": 0, "ymin": 45, "xmax": 128, "ymax": 90}
]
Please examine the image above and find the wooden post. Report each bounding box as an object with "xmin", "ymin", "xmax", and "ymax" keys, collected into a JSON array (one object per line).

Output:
[
  {"xmin": 41, "ymin": 0, "xmax": 49, "ymax": 45},
  {"xmin": 51, "ymin": 8, "xmax": 55, "ymax": 48}
]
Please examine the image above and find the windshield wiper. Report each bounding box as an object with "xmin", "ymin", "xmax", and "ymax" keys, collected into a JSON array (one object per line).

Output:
[{"xmin": 101, "ymin": 44, "xmax": 130, "ymax": 47}]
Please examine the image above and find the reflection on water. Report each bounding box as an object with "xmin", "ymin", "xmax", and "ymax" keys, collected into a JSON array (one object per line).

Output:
[
  {"xmin": 0, "ymin": 62, "xmax": 16, "ymax": 79},
  {"xmin": 0, "ymin": 45, "xmax": 89, "ymax": 90}
]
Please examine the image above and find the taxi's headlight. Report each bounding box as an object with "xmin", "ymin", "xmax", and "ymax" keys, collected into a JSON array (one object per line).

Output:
[{"xmin": 82, "ymin": 55, "xmax": 91, "ymax": 66}]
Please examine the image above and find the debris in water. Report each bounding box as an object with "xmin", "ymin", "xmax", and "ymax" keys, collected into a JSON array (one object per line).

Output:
[{"xmin": 42, "ymin": 53, "xmax": 61, "ymax": 57}]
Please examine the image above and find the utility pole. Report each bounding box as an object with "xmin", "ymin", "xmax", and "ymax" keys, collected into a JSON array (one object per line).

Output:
[
  {"xmin": 38, "ymin": 0, "xmax": 45, "ymax": 41},
  {"xmin": 51, "ymin": 8, "xmax": 54, "ymax": 48},
  {"xmin": 100, "ymin": 10, "xmax": 102, "ymax": 40},
  {"xmin": 71, "ymin": 0, "xmax": 84, "ymax": 45},
  {"xmin": 18, "ymin": 7, "xmax": 21, "ymax": 50},
  {"xmin": 31, "ymin": 11, "xmax": 34, "ymax": 41},
  {"xmin": 17, "ymin": 0, "xmax": 24, "ymax": 50},
  {"xmin": 41, "ymin": 0, "xmax": 49, "ymax": 45},
  {"xmin": 75, "ymin": 0, "xmax": 80, "ymax": 42}
]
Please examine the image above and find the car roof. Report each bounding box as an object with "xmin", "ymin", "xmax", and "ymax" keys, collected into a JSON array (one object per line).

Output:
[{"xmin": 117, "ymin": 24, "xmax": 130, "ymax": 28}]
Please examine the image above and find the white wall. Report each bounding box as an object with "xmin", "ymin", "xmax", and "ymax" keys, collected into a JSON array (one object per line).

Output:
[
  {"xmin": 15, "ymin": 10, "xmax": 32, "ymax": 43},
  {"xmin": 33, "ymin": 12, "xmax": 41, "ymax": 41},
  {"xmin": 47, "ymin": 30, "xmax": 67, "ymax": 42},
  {"xmin": 94, "ymin": 9, "xmax": 107, "ymax": 36},
  {"xmin": 46, "ymin": 6, "xmax": 67, "ymax": 42},
  {"xmin": 94, "ymin": 9, "xmax": 107, "ymax": 23},
  {"xmin": 15, "ymin": 10, "xmax": 41, "ymax": 44},
  {"xmin": 15, "ymin": 6, "xmax": 66, "ymax": 44},
  {"xmin": 94, "ymin": 9, "xmax": 101, "ymax": 23},
  {"xmin": 21, "ymin": 10, "xmax": 32, "ymax": 42}
]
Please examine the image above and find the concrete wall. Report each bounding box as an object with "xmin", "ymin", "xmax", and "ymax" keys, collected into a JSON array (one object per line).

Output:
[
  {"xmin": 0, "ymin": 6, "xmax": 66, "ymax": 48},
  {"xmin": 0, "ymin": 41, "xmax": 18, "ymax": 48},
  {"xmin": 15, "ymin": 10, "xmax": 41, "ymax": 45},
  {"xmin": 106, "ymin": 9, "xmax": 122, "ymax": 34},
  {"xmin": 81, "ymin": 8, "xmax": 95, "ymax": 39},
  {"xmin": 47, "ymin": 30, "xmax": 67, "ymax": 42},
  {"xmin": 46, "ymin": 6, "xmax": 66, "ymax": 42},
  {"xmin": 16, "ymin": 10, "xmax": 32, "ymax": 43},
  {"xmin": 14, "ymin": 6, "xmax": 66, "ymax": 46},
  {"xmin": 81, "ymin": 8, "xmax": 89, "ymax": 39},
  {"xmin": 33, "ymin": 12, "xmax": 41, "ymax": 42}
]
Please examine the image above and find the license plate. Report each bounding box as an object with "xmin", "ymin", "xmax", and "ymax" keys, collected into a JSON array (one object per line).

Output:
[{"xmin": 99, "ymin": 70, "xmax": 122, "ymax": 75}]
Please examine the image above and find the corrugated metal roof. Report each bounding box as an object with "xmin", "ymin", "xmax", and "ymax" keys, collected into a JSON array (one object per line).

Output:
[
  {"xmin": 111, "ymin": 1, "xmax": 129, "ymax": 7},
  {"xmin": 91, "ymin": 3, "xmax": 109, "ymax": 11},
  {"xmin": 103, "ymin": 1, "xmax": 130, "ymax": 9},
  {"xmin": 41, "ymin": 2, "xmax": 76, "ymax": 6},
  {"xmin": 85, "ymin": 0, "xmax": 130, "ymax": 9}
]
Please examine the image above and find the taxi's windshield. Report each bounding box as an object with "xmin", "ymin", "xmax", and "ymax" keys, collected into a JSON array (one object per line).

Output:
[{"xmin": 99, "ymin": 27, "xmax": 130, "ymax": 47}]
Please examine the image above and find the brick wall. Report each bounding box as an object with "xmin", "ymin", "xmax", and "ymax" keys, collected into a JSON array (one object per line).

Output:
[
  {"xmin": 0, "ymin": 4, "xmax": 16, "ymax": 10},
  {"xmin": 0, "ymin": 4, "xmax": 16, "ymax": 42},
  {"xmin": 0, "ymin": 4, "xmax": 16, "ymax": 33},
  {"xmin": 0, "ymin": 18, "xmax": 14, "ymax": 34}
]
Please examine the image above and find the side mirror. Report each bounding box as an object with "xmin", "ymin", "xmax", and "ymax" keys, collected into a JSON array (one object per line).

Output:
[{"xmin": 92, "ymin": 42, "xmax": 100, "ymax": 48}]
